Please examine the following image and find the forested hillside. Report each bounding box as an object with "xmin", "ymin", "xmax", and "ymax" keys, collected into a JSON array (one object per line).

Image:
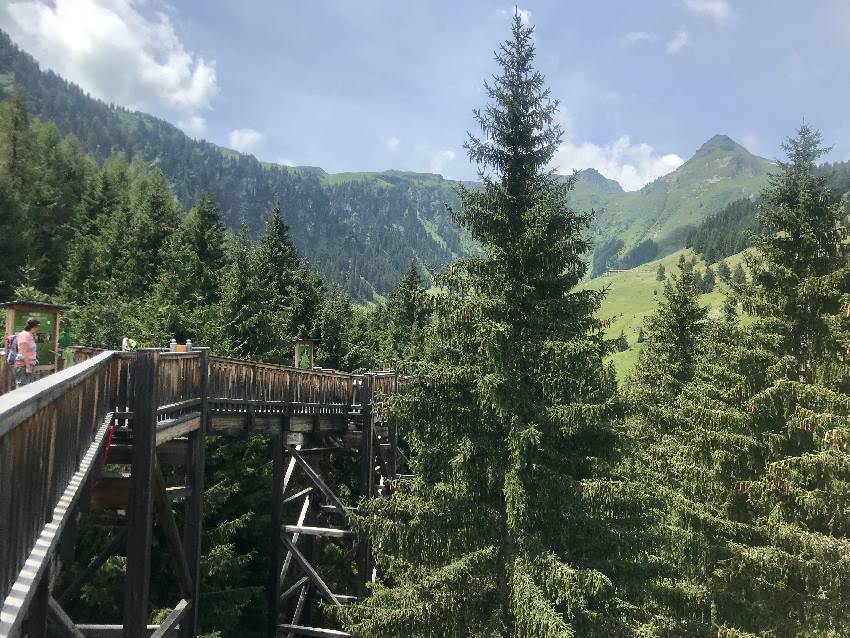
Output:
[
  {"xmin": 0, "ymin": 29, "xmax": 467, "ymax": 301},
  {"xmin": 689, "ymin": 158, "xmax": 850, "ymax": 262},
  {"xmin": 0, "ymin": 27, "xmax": 796, "ymax": 293}
]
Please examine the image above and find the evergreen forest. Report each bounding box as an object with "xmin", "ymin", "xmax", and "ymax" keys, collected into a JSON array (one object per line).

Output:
[{"xmin": 1, "ymin": 12, "xmax": 849, "ymax": 638}]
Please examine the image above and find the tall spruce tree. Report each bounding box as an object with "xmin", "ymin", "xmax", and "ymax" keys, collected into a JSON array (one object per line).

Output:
[
  {"xmin": 217, "ymin": 224, "xmax": 266, "ymax": 359},
  {"xmin": 183, "ymin": 195, "xmax": 228, "ymax": 306},
  {"xmin": 374, "ymin": 261, "xmax": 432, "ymax": 363},
  {"xmin": 630, "ymin": 126, "xmax": 850, "ymax": 637},
  {"xmin": 715, "ymin": 125, "xmax": 850, "ymax": 637},
  {"xmin": 345, "ymin": 16, "xmax": 649, "ymax": 637},
  {"xmin": 632, "ymin": 297, "xmax": 764, "ymax": 636},
  {"xmin": 630, "ymin": 270, "xmax": 707, "ymax": 406}
]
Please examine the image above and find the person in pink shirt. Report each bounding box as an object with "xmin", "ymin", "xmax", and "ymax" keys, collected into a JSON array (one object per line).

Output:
[{"xmin": 14, "ymin": 317, "xmax": 40, "ymax": 387}]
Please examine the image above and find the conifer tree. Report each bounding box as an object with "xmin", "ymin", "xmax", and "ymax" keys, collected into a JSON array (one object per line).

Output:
[
  {"xmin": 700, "ymin": 266, "xmax": 716, "ymax": 293},
  {"xmin": 345, "ymin": 15, "xmax": 650, "ymax": 637},
  {"xmin": 376, "ymin": 261, "xmax": 432, "ymax": 362},
  {"xmin": 629, "ymin": 296, "xmax": 762, "ymax": 636},
  {"xmin": 0, "ymin": 170, "xmax": 23, "ymax": 298},
  {"xmin": 218, "ymin": 225, "xmax": 266, "ymax": 359},
  {"xmin": 1, "ymin": 87, "xmax": 33, "ymax": 193},
  {"xmin": 632, "ymin": 125, "xmax": 850, "ymax": 637},
  {"xmin": 731, "ymin": 263, "xmax": 746, "ymax": 285},
  {"xmin": 715, "ymin": 125, "xmax": 850, "ymax": 636},
  {"xmin": 183, "ymin": 195, "xmax": 228, "ymax": 306},
  {"xmin": 656, "ymin": 263, "xmax": 666, "ymax": 281},
  {"xmin": 716, "ymin": 260, "xmax": 731, "ymax": 283},
  {"xmin": 60, "ymin": 175, "xmax": 105, "ymax": 303},
  {"xmin": 630, "ymin": 270, "xmax": 706, "ymax": 406}
]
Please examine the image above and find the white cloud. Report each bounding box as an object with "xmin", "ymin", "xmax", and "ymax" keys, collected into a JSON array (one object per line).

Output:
[
  {"xmin": 620, "ymin": 31, "xmax": 658, "ymax": 47},
  {"xmin": 276, "ymin": 158, "xmax": 296, "ymax": 167},
  {"xmin": 178, "ymin": 115, "xmax": 206, "ymax": 136},
  {"xmin": 553, "ymin": 135, "xmax": 684, "ymax": 191},
  {"xmin": 679, "ymin": 0, "xmax": 734, "ymax": 25},
  {"xmin": 228, "ymin": 128, "xmax": 264, "ymax": 154},
  {"xmin": 497, "ymin": 7, "xmax": 531, "ymax": 25},
  {"xmin": 665, "ymin": 28, "xmax": 691, "ymax": 54},
  {"xmin": 429, "ymin": 150, "xmax": 456, "ymax": 176},
  {"xmin": 383, "ymin": 136, "xmax": 400, "ymax": 152},
  {"xmin": 0, "ymin": 0, "xmax": 219, "ymax": 111}
]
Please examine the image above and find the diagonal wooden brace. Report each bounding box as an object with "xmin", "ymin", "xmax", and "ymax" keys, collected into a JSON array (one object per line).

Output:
[
  {"xmin": 288, "ymin": 448, "xmax": 347, "ymax": 518},
  {"xmin": 149, "ymin": 599, "xmax": 189, "ymax": 638},
  {"xmin": 279, "ymin": 532, "xmax": 340, "ymax": 607},
  {"xmin": 47, "ymin": 596, "xmax": 84, "ymax": 638},
  {"xmin": 279, "ymin": 497, "xmax": 311, "ymax": 592},
  {"xmin": 153, "ymin": 459, "xmax": 194, "ymax": 599}
]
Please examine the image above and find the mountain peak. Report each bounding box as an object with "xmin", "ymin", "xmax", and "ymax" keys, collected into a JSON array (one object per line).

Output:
[
  {"xmin": 578, "ymin": 168, "xmax": 624, "ymax": 194},
  {"xmin": 694, "ymin": 134, "xmax": 748, "ymax": 156}
]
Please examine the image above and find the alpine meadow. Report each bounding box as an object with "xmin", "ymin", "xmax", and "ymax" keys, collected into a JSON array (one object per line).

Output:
[{"xmin": 0, "ymin": 3, "xmax": 849, "ymax": 638}]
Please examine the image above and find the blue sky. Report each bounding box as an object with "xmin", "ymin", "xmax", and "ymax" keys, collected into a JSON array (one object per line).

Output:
[{"xmin": 1, "ymin": 0, "xmax": 849, "ymax": 189}]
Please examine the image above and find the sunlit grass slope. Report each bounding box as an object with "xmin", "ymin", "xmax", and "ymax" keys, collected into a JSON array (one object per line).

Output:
[{"xmin": 578, "ymin": 248, "xmax": 748, "ymax": 379}]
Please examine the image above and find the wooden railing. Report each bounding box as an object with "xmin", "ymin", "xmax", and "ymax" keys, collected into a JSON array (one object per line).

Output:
[
  {"xmin": 0, "ymin": 351, "xmax": 128, "ymax": 635},
  {"xmin": 0, "ymin": 347, "xmax": 403, "ymax": 635},
  {"xmin": 208, "ymin": 356, "xmax": 361, "ymax": 415},
  {"xmin": 0, "ymin": 357, "xmax": 14, "ymax": 396}
]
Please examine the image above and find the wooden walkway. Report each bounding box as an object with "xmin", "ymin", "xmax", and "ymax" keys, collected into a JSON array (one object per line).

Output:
[{"xmin": 0, "ymin": 348, "xmax": 404, "ymax": 638}]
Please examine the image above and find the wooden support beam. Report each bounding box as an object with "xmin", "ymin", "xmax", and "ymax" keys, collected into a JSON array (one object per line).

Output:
[
  {"xmin": 279, "ymin": 497, "xmax": 310, "ymax": 592},
  {"xmin": 165, "ymin": 486, "xmax": 191, "ymax": 500},
  {"xmin": 276, "ymin": 624, "xmax": 352, "ymax": 638},
  {"xmin": 107, "ymin": 439, "xmax": 189, "ymax": 466},
  {"xmin": 26, "ymin": 569, "xmax": 50, "ymax": 638},
  {"xmin": 269, "ymin": 431, "xmax": 285, "ymax": 638},
  {"xmin": 179, "ymin": 349, "xmax": 207, "ymax": 638},
  {"xmin": 282, "ymin": 487, "xmax": 312, "ymax": 506},
  {"xmin": 153, "ymin": 460, "xmax": 194, "ymax": 599},
  {"xmin": 282, "ymin": 526, "xmax": 356, "ymax": 540},
  {"xmin": 285, "ymin": 433, "xmax": 307, "ymax": 447},
  {"xmin": 357, "ymin": 374, "xmax": 375, "ymax": 598},
  {"xmin": 47, "ymin": 596, "xmax": 85, "ymax": 638},
  {"xmin": 90, "ymin": 476, "xmax": 189, "ymax": 511},
  {"xmin": 279, "ymin": 577, "xmax": 308, "ymax": 604},
  {"xmin": 288, "ymin": 448, "xmax": 347, "ymax": 519},
  {"xmin": 123, "ymin": 349, "xmax": 159, "ymax": 638},
  {"xmin": 286, "ymin": 585, "xmax": 308, "ymax": 638},
  {"xmin": 57, "ymin": 527, "xmax": 128, "ymax": 605},
  {"xmin": 209, "ymin": 414, "xmax": 347, "ymax": 436},
  {"xmin": 155, "ymin": 414, "xmax": 201, "ymax": 446},
  {"xmin": 281, "ymin": 438, "xmax": 299, "ymax": 500},
  {"xmin": 278, "ymin": 531, "xmax": 340, "ymax": 607},
  {"xmin": 77, "ymin": 625, "xmax": 158, "ymax": 637},
  {"xmin": 149, "ymin": 599, "xmax": 188, "ymax": 638}
]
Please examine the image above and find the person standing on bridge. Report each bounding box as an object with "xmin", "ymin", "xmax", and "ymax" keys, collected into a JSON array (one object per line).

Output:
[{"xmin": 14, "ymin": 317, "xmax": 40, "ymax": 387}]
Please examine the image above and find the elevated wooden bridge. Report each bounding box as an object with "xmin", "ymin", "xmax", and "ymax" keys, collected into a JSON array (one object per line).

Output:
[{"xmin": 0, "ymin": 347, "xmax": 404, "ymax": 638}]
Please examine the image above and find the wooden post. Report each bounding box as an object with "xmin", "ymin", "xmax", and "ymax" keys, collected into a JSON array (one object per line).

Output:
[
  {"xmin": 357, "ymin": 374, "xmax": 374, "ymax": 596},
  {"xmin": 180, "ymin": 348, "xmax": 208, "ymax": 638},
  {"xmin": 24, "ymin": 567, "xmax": 50, "ymax": 638},
  {"xmin": 268, "ymin": 429, "xmax": 285, "ymax": 637},
  {"xmin": 388, "ymin": 374, "xmax": 398, "ymax": 481},
  {"xmin": 123, "ymin": 349, "xmax": 159, "ymax": 638}
]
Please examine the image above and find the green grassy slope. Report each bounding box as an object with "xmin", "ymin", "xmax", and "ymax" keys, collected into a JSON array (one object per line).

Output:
[{"xmin": 578, "ymin": 248, "xmax": 748, "ymax": 378}]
